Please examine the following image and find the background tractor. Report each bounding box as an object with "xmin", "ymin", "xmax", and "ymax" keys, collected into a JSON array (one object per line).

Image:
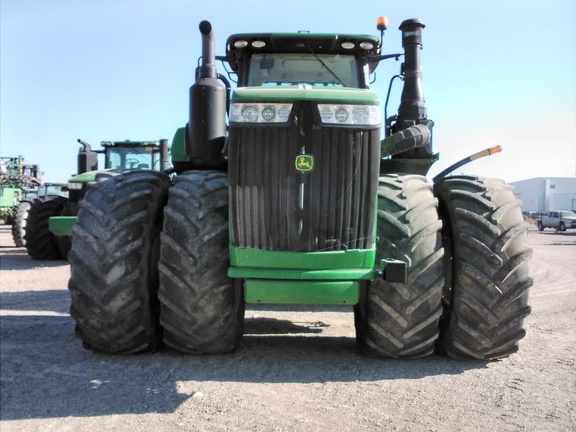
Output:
[
  {"xmin": 66, "ymin": 17, "xmax": 532, "ymax": 360},
  {"xmin": 25, "ymin": 138, "xmax": 171, "ymax": 260},
  {"xmin": 0, "ymin": 156, "xmax": 43, "ymax": 247},
  {"xmin": 13, "ymin": 183, "xmax": 67, "ymax": 249}
]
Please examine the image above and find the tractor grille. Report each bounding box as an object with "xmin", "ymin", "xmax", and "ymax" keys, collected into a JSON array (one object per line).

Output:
[{"xmin": 228, "ymin": 103, "xmax": 380, "ymax": 252}]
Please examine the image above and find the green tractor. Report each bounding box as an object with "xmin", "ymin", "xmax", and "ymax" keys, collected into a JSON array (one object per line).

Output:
[
  {"xmin": 0, "ymin": 156, "xmax": 43, "ymax": 247},
  {"xmin": 66, "ymin": 18, "xmax": 532, "ymax": 360},
  {"xmin": 13, "ymin": 183, "xmax": 67, "ymax": 249},
  {"xmin": 25, "ymin": 139, "xmax": 171, "ymax": 260}
]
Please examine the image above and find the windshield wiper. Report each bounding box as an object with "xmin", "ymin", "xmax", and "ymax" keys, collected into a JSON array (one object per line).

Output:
[{"xmin": 306, "ymin": 46, "xmax": 346, "ymax": 87}]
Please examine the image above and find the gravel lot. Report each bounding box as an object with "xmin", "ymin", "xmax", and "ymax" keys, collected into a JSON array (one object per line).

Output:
[{"xmin": 1, "ymin": 223, "xmax": 574, "ymax": 431}]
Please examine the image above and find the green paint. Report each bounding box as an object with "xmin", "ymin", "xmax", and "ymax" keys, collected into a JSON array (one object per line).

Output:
[
  {"xmin": 49, "ymin": 216, "xmax": 76, "ymax": 236},
  {"xmin": 170, "ymin": 127, "xmax": 188, "ymax": 163},
  {"xmin": 0, "ymin": 187, "xmax": 18, "ymax": 207},
  {"xmin": 244, "ymin": 279, "xmax": 359, "ymax": 305},
  {"xmin": 67, "ymin": 170, "xmax": 111, "ymax": 184},
  {"xmin": 228, "ymin": 267, "xmax": 375, "ymax": 280},
  {"xmin": 228, "ymin": 32, "xmax": 378, "ymax": 42},
  {"xmin": 230, "ymin": 247, "xmax": 375, "ymax": 269},
  {"xmin": 232, "ymin": 87, "xmax": 379, "ymax": 104}
]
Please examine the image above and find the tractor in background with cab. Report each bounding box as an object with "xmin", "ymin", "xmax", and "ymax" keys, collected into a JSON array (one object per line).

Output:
[{"xmin": 25, "ymin": 139, "xmax": 171, "ymax": 260}]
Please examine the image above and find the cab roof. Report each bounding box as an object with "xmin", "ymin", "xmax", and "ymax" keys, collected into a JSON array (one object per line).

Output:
[{"xmin": 225, "ymin": 33, "xmax": 380, "ymax": 73}]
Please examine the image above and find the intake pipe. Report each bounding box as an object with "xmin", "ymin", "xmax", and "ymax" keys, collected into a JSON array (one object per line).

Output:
[
  {"xmin": 187, "ymin": 20, "xmax": 227, "ymax": 169},
  {"xmin": 394, "ymin": 19, "xmax": 433, "ymax": 155},
  {"xmin": 381, "ymin": 124, "xmax": 431, "ymax": 158}
]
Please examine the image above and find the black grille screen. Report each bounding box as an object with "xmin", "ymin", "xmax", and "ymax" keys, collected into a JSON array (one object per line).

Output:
[{"xmin": 228, "ymin": 104, "xmax": 380, "ymax": 252}]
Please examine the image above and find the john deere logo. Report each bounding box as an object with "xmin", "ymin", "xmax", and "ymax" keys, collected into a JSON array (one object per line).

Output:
[{"xmin": 295, "ymin": 155, "xmax": 314, "ymax": 172}]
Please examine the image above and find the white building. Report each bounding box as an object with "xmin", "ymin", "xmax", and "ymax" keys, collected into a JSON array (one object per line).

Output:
[{"xmin": 511, "ymin": 177, "xmax": 576, "ymax": 213}]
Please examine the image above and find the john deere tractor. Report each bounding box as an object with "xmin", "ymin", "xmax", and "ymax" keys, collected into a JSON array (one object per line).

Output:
[
  {"xmin": 24, "ymin": 139, "xmax": 171, "ymax": 260},
  {"xmin": 67, "ymin": 18, "xmax": 532, "ymax": 360}
]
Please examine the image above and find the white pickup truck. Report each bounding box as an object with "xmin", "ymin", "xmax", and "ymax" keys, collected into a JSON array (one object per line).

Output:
[{"xmin": 536, "ymin": 210, "xmax": 576, "ymax": 232}]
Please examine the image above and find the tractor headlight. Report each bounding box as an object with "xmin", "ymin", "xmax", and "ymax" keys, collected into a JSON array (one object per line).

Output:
[
  {"xmin": 241, "ymin": 106, "xmax": 259, "ymax": 122},
  {"xmin": 317, "ymin": 104, "xmax": 381, "ymax": 126},
  {"xmin": 230, "ymin": 103, "xmax": 293, "ymax": 124},
  {"xmin": 67, "ymin": 182, "xmax": 84, "ymax": 190}
]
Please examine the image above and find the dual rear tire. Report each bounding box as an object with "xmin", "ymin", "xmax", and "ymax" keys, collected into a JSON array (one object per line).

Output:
[
  {"xmin": 355, "ymin": 174, "xmax": 532, "ymax": 360},
  {"xmin": 68, "ymin": 170, "xmax": 243, "ymax": 354}
]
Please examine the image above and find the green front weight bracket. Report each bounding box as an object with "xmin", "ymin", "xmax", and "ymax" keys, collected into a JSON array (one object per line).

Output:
[
  {"xmin": 49, "ymin": 216, "xmax": 77, "ymax": 236},
  {"xmin": 244, "ymin": 279, "xmax": 359, "ymax": 305},
  {"xmin": 228, "ymin": 247, "xmax": 377, "ymax": 305}
]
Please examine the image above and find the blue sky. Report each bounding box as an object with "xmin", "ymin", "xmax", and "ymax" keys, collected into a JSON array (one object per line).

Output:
[{"xmin": 1, "ymin": 0, "xmax": 575, "ymax": 183}]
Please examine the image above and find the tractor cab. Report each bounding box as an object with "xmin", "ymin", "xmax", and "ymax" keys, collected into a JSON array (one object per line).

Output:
[
  {"xmin": 225, "ymin": 33, "xmax": 380, "ymax": 89},
  {"xmin": 101, "ymin": 140, "xmax": 166, "ymax": 171}
]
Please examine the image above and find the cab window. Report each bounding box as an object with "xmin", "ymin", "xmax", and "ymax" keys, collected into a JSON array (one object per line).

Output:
[{"xmin": 247, "ymin": 53, "xmax": 360, "ymax": 88}]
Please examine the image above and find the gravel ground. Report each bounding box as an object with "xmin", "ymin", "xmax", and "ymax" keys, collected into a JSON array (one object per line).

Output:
[{"xmin": 0, "ymin": 224, "xmax": 574, "ymax": 431}]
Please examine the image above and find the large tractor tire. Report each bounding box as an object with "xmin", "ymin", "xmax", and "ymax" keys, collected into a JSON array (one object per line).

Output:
[
  {"xmin": 24, "ymin": 196, "xmax": 68, "ymax": 260},
  {"xmin": 158, "ymin": 170, "xmax": 244, "ymax": 354},
  {"xmin": 434, "ymin": 176, "xmax": 533, "ymax": 360},
  {"xmin": 355, "ymin": 174, "xmax": 444, "ymax": 358},
  {"xmin": 12, "ymin": 200, "xmax": 31, "ymax": 247},
  {"xmin": 67, "ymin": 170, "xmax": 170, "ymax": 353}
]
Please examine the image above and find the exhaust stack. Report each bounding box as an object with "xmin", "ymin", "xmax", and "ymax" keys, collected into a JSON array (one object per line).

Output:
[
  {"xmin": 187, "ymin": 20, "xmax": 227, "ymax": 169},
  {"xmin": 159, "ymin": 138, "xmax": 171, "ymax": 171},
  {"xmin": 77, "ymin": 138, "xmax": 98, "ymax": 174}
]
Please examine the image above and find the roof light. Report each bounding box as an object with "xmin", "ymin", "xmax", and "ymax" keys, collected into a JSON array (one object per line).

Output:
[
  {"xmin": 360, "ymin": 41, "xmax": 374, "ymax": 50},
  {"xmin": 251, "ymin": 40, "xmax": 266, "ymax": 48},
  {"xmin": 234, "ymin": 40, "xmax": 248, "ymax": 48},
  {"xmin": 377, "ymin": 16, "xmax": 388, "ymax": 31},
  {"xmin": 341, "ymin": 41, "xmax": 355, "ymax": 49}
]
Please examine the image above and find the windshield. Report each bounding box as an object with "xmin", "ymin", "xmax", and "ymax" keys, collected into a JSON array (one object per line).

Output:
[
  {"xmin": 247, "ymin": 53, "xmax": 359, "ymax": 88},
  {"xmin": 106, "ymin": 147, "xmax": 155, "ymax": 170},
  {"xmin": 560, "ymin": 211, "xmax": 576, "ymax": 217}
]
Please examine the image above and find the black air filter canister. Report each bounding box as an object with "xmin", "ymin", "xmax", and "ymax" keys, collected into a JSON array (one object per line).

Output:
[{"xmin": 188, "ymin": 20, "xmax": 227, "ymax": 168}]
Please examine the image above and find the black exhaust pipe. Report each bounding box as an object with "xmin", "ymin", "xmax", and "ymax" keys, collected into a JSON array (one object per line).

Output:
[
  {"xmin": 159, "ymin": 138, "xmax": 171, "ymax": 171},
  {"xmin": 77, "ymin": 138, "xmax": 98, "ymax": 174},
  {"xmin": 187, "ymin": 20, "xmax": 227, "ymax": 169},
  {"xmin": 394, "ymin": 19, "xmax": 433, "ymax": 155}
]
